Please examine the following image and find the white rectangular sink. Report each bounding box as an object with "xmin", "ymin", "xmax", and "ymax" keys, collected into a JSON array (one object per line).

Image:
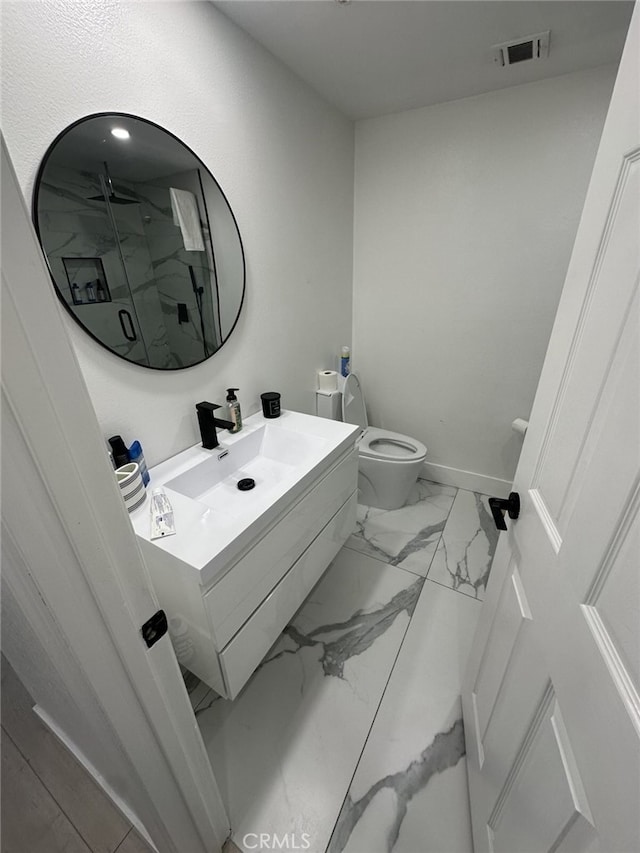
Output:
[
  {"xmin": 131, "ymin": 409, "xmax": 359, "ymax": 587},
  {"xmin": 165, "ymin": 422, "xmax": 327, "ymax": 516}
]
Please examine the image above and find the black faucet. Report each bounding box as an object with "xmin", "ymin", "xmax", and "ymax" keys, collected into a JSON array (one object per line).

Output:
[{"xmin": 195, "ymin": 402, "xmax": 235, "ymax": 450}]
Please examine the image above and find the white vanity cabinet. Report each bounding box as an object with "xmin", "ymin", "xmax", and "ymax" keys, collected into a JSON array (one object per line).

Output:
[{"xmin": 133, "ymin": 411, "xmax": 359, "ymax": 700}]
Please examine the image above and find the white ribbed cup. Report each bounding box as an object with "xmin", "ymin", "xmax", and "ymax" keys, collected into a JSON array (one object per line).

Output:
[{"xmin": 116, "ymin": 462, "xmax": 146, "ymax": 513}]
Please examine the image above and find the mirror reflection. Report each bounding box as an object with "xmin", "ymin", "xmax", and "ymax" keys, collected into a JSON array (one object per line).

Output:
[{"xmin": 33, "ymin": 113, "xmax": 245, "ymax": 369}]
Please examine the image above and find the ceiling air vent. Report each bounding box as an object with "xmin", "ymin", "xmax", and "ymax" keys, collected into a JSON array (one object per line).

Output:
[{"xmin": 493, "ymin": 31, "xmax": 550, "ymax": 67}]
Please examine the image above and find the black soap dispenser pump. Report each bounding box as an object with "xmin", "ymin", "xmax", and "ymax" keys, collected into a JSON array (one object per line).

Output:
[{"xmin": 226, "ymin": 388, "xmax": 242, "ymax": 434}]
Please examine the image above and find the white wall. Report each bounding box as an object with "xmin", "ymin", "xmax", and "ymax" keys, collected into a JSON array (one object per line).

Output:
[
  {"xmin": 353, "ymin": 65, "xmax": 616, "ymax": 489},
  {"xmin": 1, "ymin": 0, "xmax": 354, "ymax": 466}
]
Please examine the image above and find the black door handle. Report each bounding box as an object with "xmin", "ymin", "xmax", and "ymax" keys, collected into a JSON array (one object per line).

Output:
[
  {"xmin": 489, "ymin": 492, "xmax": 520, "ymax": 531},
  {"xmin": 118, "ymin": 309, "xmax": 137, "ymax": 342}
]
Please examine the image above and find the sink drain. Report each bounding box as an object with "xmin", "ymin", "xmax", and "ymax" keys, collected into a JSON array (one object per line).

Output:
[{"xmin": 237, "ymin": 478, "xmax": 256, "ymax": 491}]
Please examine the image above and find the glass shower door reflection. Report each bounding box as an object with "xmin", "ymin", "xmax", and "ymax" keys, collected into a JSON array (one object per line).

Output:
[{"xmin": 37, "ymin": 160, "xmax": 226, "ymax": 369}]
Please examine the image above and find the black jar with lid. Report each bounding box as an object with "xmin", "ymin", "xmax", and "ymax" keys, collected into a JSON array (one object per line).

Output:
[{"xmin": 260, "ymin": 392, "xmax": 281, "ymax": 419}]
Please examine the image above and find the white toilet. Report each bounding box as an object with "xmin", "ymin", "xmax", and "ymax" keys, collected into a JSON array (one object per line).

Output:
[{"xmin": 316, "ymin": 373, "xmax": 427, "ymax": 511}]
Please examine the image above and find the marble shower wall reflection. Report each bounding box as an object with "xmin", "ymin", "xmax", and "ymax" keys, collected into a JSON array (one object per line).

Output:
[
  {"xmin": 134, "ymin": 171, "xmax": 220, "ymax": 367},
  {"xmin": 39, "ymin": 164, "xmax": 218, "ymax": 368},
  {"xmin": 38, "ymin": 164, "xmax": 159, "ymax": 365}
]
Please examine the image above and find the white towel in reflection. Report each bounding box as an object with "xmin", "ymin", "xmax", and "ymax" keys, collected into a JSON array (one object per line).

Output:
[{"xmin": 169, "ymin": 188, "xmax": 205, "ymax": 252}]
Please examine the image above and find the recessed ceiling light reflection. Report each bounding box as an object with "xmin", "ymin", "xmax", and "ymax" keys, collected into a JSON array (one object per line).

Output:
[{"xmin": 111, "ymin": 128, "xmax": 130, "ymax": 140}]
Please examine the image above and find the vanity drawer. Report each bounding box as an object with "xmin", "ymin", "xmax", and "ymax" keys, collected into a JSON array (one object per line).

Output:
[
  {"xmin": 219, "ymin": 491, "xmax": 357, "ymax": 700},
  {"xmin": 204, "ymin": 449, "xmax": 357, "ymax": 649}
]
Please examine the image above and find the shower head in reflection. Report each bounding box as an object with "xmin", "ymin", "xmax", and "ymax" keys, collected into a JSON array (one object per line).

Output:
[{"xmin": 88, "ymin": 161, "xmax": 139, "ymax": 205}]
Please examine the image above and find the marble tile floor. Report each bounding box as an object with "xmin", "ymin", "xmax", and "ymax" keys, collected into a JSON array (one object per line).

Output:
[
  {"xmin": 190, "ymin": 480, "xmax": 494, "ymax": 853},
  {"xmin": 327, "ymin": 582, "xmax": 481, "ymax": 853},
  {"xmin": 425, "ymin": 490, "xmax": 499, "ymax": 601},
  {"xmin": 347, "ymin": 480, "xmax": 498, "ymax": 601},
  {"xmin": 345, "ymin": 480, "xmax": 457, "ymax": 577}
]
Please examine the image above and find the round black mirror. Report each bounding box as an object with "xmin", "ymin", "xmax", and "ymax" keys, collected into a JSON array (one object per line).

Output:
[{"xmin": 33, "ymin": 113, "xmax": 245, "ymax": 369}]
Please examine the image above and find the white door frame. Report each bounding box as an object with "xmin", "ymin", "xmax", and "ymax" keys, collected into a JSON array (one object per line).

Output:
[{"xmin": 1, "ymin": 135, "xmax": 230, "ymax": 852}]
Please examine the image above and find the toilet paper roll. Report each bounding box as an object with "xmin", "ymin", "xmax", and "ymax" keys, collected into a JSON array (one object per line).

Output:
[
  {"xmin": 512, "ymin": 418, "xmax": 529, "ymax": 437},
  {"xmin": 317, "ymin": 370, "xmax": 338, "ymax": 392}
]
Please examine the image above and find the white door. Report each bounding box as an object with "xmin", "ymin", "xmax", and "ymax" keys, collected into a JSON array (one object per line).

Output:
[
  {"xmin": 1, "ymin": 135, "xmax": 229, "ymax": 851},
  {"xmin": 462, "ymin": 8, "xmax": 640, "ymax": 853}
]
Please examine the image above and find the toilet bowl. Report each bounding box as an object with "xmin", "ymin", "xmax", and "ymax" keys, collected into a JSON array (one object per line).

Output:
[{"xmin": 318, "ymin": 373, "xmax": 427, "ymax": 511}]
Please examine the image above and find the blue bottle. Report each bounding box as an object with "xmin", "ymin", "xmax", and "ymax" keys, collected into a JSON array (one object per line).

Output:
[
  {"xmin": 128, "ymin": 440, "xmax": 150, "ymax": 486},
  {"xmin": 340, "ymin": 346, "xmax": 351, "ymax": 378}
]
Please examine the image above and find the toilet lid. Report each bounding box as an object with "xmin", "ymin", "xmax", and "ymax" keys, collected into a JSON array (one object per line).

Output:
[{"xmin": 341, "ymin": 373, "xmax": 368, "ymax": 429}]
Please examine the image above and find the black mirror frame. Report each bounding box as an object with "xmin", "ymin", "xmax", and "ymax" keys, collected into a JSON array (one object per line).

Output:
[{"xmin": 32, "ymin": 111, "xmax": 246, "ymax": 371}]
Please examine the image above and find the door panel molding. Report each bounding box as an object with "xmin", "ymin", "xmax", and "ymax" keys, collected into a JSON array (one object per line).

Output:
[
  {"xmin": 529, "ymin": 488, "xmax": 563, "ymax": 553},
  {"xmin": 582, "ymin": 604, "xmax": 640, "ymax": 738},
  {"xmin": 475, "ymin": 567, "xmax": 532, "ymax": 748},
  {"xmin": 532, "ymin": 148, "xmax": 640, "ymax": 524},
  {"xmin": 488, "ymin": 682, "xmax": 554, "ymax": 831},
  {"xmin": 585, "ymin": 476, "xmax": 640, "ymax": 607},
  {"xmin": 490, "ymin": 691, "xmax": 596, "ymax": 853},
  {"xmin": 559, "ymin": 277, "xmax": 640, "ymax": 538},
  {"xmin": 549, "ymin": 703, "xmax": 594, "ymax": 826}
]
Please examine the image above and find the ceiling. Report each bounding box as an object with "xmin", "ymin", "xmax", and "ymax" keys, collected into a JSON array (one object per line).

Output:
[
  {"xmin": 46, "ymin": 115, "xmax": 201, "ymax": 182},
  {"xmin": 214, "ymin": 1, "xmax": 633, "ymax": 120}
]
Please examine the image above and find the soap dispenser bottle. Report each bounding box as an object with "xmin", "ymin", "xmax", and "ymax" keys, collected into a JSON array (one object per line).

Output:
[{"xmin": 226, "ymin": 388, "xmax": 242, "ymax": 434}]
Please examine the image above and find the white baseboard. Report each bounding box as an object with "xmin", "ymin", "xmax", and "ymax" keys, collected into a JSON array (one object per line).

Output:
[
  {"xmin": 33, "ymin": 705, "xmax": 158, "ymax": 853},
  {"xmin": 421, "ymin": 461, "xmax": 511, "ymax": 498}
]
